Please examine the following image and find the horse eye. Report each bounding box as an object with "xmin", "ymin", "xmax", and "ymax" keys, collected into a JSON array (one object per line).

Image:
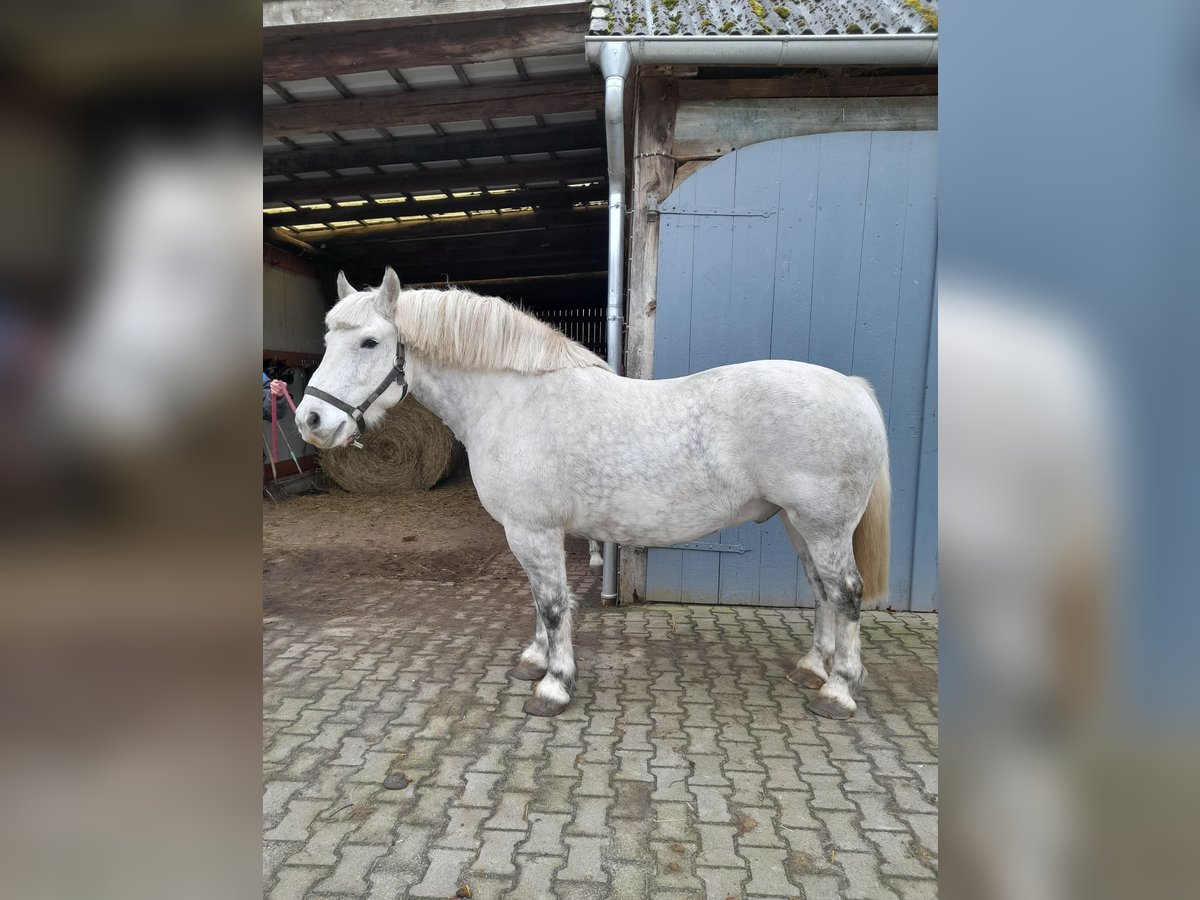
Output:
[{"xmin": 360, "ymin": 338, "xmax": 379, "ymax": 349}]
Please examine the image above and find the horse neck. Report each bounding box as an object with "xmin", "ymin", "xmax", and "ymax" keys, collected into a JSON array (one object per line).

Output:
[{"xmin": 405, "ymin": 353, "xmax": 524, "ymax": 447}]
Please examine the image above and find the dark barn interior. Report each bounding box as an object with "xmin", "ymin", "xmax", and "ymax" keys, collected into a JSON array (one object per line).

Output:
[{"xmin": 263, "ymin": 2, "xmax": 609, "ymax": 356}]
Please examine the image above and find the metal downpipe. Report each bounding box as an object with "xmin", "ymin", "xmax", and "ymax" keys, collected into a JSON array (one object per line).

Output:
[{"xmin": 597, "ymin": 41, "xmax": 631, "ymax": 604}]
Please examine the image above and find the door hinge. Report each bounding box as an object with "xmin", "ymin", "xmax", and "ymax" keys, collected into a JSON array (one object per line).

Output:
[{"xmin": 670, "ymin": 541, "xmax": 749, "ymax": 554}]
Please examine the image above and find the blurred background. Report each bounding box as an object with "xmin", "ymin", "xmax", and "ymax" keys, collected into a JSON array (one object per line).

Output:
[
  {"xmin": 0, "ymin": 1, "xmax": 1195, "ymax": 898},
  {"xmin": 0, "ymin": 3, "xmax": 261, "ymax": 899},
  {"xmin": 940, "ymin": 2, "xmax": 1200, "ymax": 899}
]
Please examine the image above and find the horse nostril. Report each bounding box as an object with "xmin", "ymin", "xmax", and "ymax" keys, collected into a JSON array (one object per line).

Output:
[{"xmin": 306, "ymin": 411, "xmax": 321, "ymax": 429}]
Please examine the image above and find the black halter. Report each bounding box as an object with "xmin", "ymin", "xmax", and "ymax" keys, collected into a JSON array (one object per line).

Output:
[{"xmin": 304, "ymin": 340, "xmax": 408, "ymax": 441}]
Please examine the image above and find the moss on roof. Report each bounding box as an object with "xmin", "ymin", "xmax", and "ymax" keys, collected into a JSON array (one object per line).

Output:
[{"xmin": 589, "ymin": 1, "xmax": 939, "ymax": 37}]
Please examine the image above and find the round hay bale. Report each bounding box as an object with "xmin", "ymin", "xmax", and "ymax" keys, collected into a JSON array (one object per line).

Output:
[{"xmin": 319, "ymin": 399, "xmax": 462, "ymax": 493}]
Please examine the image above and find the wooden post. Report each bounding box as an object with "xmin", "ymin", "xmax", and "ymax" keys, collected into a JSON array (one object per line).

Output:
[{"xmin": 619, "ymin": 74, "xmax": 678, "ymax": 605}]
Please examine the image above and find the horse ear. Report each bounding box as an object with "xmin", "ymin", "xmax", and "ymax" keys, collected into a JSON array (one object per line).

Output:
[
  {"xmin": 378, "ymin": 266, "xmax": 402, "ymax": 308},
  {"xmin": 336, "ymin": 271, "xmax": 355, "ymax": 299}
]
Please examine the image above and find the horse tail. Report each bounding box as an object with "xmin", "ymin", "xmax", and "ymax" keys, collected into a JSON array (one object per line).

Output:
[{"xmin": 849, "ymin": 377, "xmax": 891, "ymax": 606}]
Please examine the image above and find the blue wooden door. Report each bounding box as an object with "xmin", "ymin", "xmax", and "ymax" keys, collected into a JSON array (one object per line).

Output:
[{"xmin": 645, "ymin": 131, "xmax": 937, "ymax": 611}]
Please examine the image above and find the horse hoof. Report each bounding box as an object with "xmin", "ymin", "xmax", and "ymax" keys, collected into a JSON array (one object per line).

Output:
[
  {"xmin": 787, "ymin": 665, "xmax": 826, "ymax": 690},
  {"xmin": 808, "ymin": 693, "xmax": 857, "ymax": 720},
  {"xmin": 511, "ymin": 659, "xmax": 547, "ymax": 681},
  {"xmin": 523, "ymin": 695, "xmax": 569, "ymax": 717}
]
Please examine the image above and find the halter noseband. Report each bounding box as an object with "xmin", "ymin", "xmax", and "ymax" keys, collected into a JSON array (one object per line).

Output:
[{"xmin": 304, "ymin": 340, "xmax": 408, "ymax": 441}]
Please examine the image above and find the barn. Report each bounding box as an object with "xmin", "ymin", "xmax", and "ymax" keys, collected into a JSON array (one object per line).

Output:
[{"xmin": 262, "ymin": 0, "xmax": 938, "ymax": 611}]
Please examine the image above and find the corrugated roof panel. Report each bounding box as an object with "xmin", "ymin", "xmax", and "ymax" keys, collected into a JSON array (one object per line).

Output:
[
  {"xmin": 338, "ymin": 70, "xmax": 403, "ymax": 95},
  {"xmin": 438, "ymin": 120, "xmax": 490, "ymax": 134},
  {"xmin": 336, "ymin": 128, "xmax": 385, "ymax": 142},
  {"xmin": 386, "ymin": 124, "xmax": 439, "ymax": 139},
  {"xmin": 278, "ymin": 76, "xmax": 342, "ymax": 100},
  {"xmin": 460, "ymin": 59, "xmax": 521, "ymax": 84},
  {"xmin": 289, "ymin": 133, "xmax": 337, "ymax": 147},
  {"xmin": 521, "ymin": 54, "xmax": 591, "ymax": 77},
  {"xmin": 542, "ymin": 111, "xmax": 598, "ymax": 125},
  {"xmin": 490, "ymin": 116, "xmax": 540, "ymax": 129},
  {"xmin": 397, "ymin": 65, "xmax": 462, "ymax": 89}
]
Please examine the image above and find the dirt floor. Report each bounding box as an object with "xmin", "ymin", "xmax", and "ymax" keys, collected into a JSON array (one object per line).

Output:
[
  {"xmin": 263, "ymin": 469, "xmax": 595, "ymax": 616},
  {"xmin": 264, "ymin": 470, "xmax": 511, "ymax": 579}
]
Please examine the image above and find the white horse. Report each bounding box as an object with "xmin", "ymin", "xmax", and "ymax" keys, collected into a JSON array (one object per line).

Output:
[{"xmin": 297, "ymin": 269, "xmax": 891, "ymax": 719}]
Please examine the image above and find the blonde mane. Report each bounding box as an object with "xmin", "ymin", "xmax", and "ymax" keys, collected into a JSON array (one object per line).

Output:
[{"xmin": 327, "ymin": 286, "xmax": 610, "ymax": 375}]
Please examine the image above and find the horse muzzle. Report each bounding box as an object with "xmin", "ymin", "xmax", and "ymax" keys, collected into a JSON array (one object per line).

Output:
[{"xmin": 294, "ymin": 396, "xmax": 354, "ymax": 449}]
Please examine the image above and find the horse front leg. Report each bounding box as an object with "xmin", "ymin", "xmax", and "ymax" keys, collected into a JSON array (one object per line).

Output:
[
  {"xmin": 587, "ymin": 540, "xmax": 603, "ymax": 574},
  {"xmin": 506, "ymin": 526, "xmax": 576, "ymax": 717}
]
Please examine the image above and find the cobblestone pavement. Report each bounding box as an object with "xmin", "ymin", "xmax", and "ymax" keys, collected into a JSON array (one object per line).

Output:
[{"xmin": 265, "ymin": 555, "xmax": 938, "ymax": 899}]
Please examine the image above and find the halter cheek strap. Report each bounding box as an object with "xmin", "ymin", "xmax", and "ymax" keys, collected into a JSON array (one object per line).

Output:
[{"xmin": 304, "ymin": 341, "xmax": 408, "ymax": 439}]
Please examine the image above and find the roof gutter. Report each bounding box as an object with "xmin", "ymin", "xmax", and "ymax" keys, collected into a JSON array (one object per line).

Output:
[
  {"xmin": 586, "ymin": 31, "xmax": 936, "ymax": 603},
  {"xmin": 586, "ymin": 33, "xmax": 937, "ymax": 67}
]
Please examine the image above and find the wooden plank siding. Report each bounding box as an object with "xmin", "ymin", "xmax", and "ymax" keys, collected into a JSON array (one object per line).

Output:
[
  {"xmin": 673, "ymin": 96, "xmax": 937, "ymax": 160},
  {"xmin": 643, "ymin": 131, "xmax": 938, "ymax": 610}
]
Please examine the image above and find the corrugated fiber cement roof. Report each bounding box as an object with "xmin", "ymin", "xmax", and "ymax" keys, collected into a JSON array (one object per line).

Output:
[{"xmin": 589, "ymin": 0, "xmax": 939, "ymax": 37}]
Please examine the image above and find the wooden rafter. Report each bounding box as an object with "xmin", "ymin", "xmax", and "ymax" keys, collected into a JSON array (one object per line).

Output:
[
  {"xmin": 264, "ymin": 122, "xmax": 602, "ymax": 176},
  {"xmin": 263, "ymin": 75, "xmax": 601, "ymax": 138},
  {"xmin": 294, "ymin": 205, "xmax": 608, "ymax": 246},
  {"xmin": 266, "ymin": 183, "xmax": 606, "ymax": 229},
  {"xmin": 264, "ymin": 157, "xmax": 604, "ymax": 204},
  {"xmin": 263, "ymin": 3, "xmax": 591, "ymax": 82}
]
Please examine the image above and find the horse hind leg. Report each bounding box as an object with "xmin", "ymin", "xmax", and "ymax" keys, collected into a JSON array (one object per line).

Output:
[
  {"xmin": 794, "ymin": 524, "xmax": 867, "ymax": 720},
  {"xmin": 782, "ymin": 518, "xmax": 835, "ymax": 690}
]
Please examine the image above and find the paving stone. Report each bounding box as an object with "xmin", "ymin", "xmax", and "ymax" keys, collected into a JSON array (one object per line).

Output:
[
  {"xmin": 287, "ymin": 820, "xmax": 358, "ymax": 866},
  {"xmin": 837, "ymin": 850, "xmax": 901, "ymax": 899},
  {"xmin": 509, "ymin": 854, "xmax": 562, "ymax": 898},
  {"xmin": 558, "ymin": 835, "xmax": 608, "ymax": 883},
  {"xmin": 697, "ymin": 864, "xmax": 749, "ymax": 899},
  {"xmin": 741, "ymin": 845, "xmax": 797, "ymax": 896},
  {"xmin": 888, "ymin": 876, "xmax": 939, "ymax": 899},
  {"xmin": 865, "ymin": 830, "xmax": 935, "ymax": 879},
  {"xmin": 314, "ymin": 843, "xmax": 388, "ymax": 895},
  {"xmin": 437, "ymin": 806, "xmax": 490, "ymax": 850},
  {"xmin": 409, "ymin": 848, "xmax": 474, "ymax": 898},
  {"xmin": 520, "ymin": 811, "xmax": 571, "ymax": 856},
  {"xmin": 694, "ymin": 823, "xmax": 744, "ymax": 869},
  {"xmin": 265, "ymin": 800, "xmax": 330, "ymax": 842},
  {"xmin": 568, "ymin": 796, "xmax": 611, "ymax": 836},
  {"xmin": 854, "ymin": 794, "xmax": 907, "ymax": 831},
  {"xmin": 888, "ymin": 778, "xmax": 937, "ymax": 814},
  {"xmin": 905, "ymin": 812, "xmax": 938, "ymax": 857},
  {"xmin": 473, "ymin": 828, "xmax": 525, "ymax": 876},
  {"xmin": 813, "ymin": 808, "xmax": 871, "ymax": 851},
  {"xmin": 610, "ymin": 860, "xmax": 651, "ymax": 897},
  {"xmin": 487, "ymin": 791, "xmax": 532, "ymax": 832},
  {"xmin": 265, "ymin": 555, "xmax": 937, "ymax": 900},
  {"xmin": 690, "ymin": 785, "xmax": 733, "ymax": 824},
  {"xmin": 264, "ymin": 781, "xmax": 305, "ymax": 826},
  {"xmin": 651, "ymin": 840, "xmax": 702, "ymax": 892},
  {"xmin": 268, "ymin": 865, "xmax": 327, "ymax": 900}
]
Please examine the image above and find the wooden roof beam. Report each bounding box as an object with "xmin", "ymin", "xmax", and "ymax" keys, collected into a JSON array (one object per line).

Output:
[
  {"xmin": 264, "ymin": 121, "xmax": 602, "ymax": 176},
  {"xmin": 263, "ymin": 156, "xmax": 604, "ymax": 204},
  {"xmin": 265, "ymin": 183, "xmax": 606, "ymax": 228},
  {"xmin": 289, "ymin": 204, "xmax": 608, "ymax": 246},
  {"xmin": 264, "ymin": 75, "xmax": 601, "ymax": 138},
  {"xmin": 263, "ymin": 3, "xmax": 589, "ymax": 82}
]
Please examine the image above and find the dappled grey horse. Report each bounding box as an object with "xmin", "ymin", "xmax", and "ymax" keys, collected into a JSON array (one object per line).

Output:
[{"xmin": 297, "ymin": 269, "xmax": 890, "ymax": 719}]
